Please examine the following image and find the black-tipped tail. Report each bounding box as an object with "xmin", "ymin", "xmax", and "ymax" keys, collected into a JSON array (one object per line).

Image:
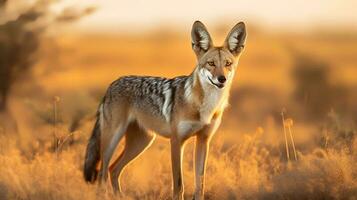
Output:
[{"xmin": 83, "ymin": 114, "xmax": 101, "ymax": 183}]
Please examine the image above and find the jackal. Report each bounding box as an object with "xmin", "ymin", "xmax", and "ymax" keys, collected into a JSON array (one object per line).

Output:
[{"xmin": 83, "ymin": 21, "xmax": 246, "ymax": 200}]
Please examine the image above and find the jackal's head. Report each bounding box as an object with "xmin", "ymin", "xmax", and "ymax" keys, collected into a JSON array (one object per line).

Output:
[{"xmin": 191, "ymin": 21, "xmax": 246, "ymax": 89}]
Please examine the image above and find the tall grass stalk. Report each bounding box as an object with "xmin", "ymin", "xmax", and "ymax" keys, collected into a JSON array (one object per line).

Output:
[
  {"xmin": 281, "ymin": 108, "xmax": 290, "ymax": 161},
  {"xmin": 286, "ymin": 119, "xmax": 298, "ymax": 161}
]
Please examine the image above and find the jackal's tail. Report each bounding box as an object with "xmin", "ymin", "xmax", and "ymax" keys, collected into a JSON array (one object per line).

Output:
[{"xmin": 83, "ymin": 109, "xmax": 101, "ymax": 183}]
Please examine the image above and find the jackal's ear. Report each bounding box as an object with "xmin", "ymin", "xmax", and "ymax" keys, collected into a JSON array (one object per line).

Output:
[
  {"xmin": 224, "ymin": 22, "xmax": 247, "ymax": 56},
  {"xmin": 191, "ymin": 21, "xmax": 213, "ymax": 57}
]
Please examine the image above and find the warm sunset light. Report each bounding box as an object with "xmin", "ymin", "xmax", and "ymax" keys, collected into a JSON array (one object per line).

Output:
[{"xmin": 0, "ymin": 0, "xmax": 356, "ymax": 199}]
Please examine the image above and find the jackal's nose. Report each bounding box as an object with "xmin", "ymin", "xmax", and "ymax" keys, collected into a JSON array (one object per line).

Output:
[{"xmin": 217, "ymin": 76, "xmax": 226, "ymax": 84}]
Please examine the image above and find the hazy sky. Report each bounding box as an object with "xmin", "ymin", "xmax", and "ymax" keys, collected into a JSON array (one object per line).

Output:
[{"xmin": 16, "ymin": 0, "xmax": 357, "ymax": 32}]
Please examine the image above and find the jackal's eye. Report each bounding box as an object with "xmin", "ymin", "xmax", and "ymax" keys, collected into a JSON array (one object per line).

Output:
[
  {"xmin": 207, "ymin": 61, "xmax": 215, "ymax": 66},
  {"xmin": 225, "ymin": 61, "xmax": 232, "ymax": 66}
]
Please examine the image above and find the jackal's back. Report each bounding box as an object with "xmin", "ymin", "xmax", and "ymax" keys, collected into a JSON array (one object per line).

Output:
[{"xmin": 104, "ymin": 75, "xmax": 188, "ymax": 121}]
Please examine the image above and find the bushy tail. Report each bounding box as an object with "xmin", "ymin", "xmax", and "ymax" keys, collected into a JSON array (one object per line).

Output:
[{"xmin": 83, "ymin": 111, "xmax": 101, "ymax": 183}]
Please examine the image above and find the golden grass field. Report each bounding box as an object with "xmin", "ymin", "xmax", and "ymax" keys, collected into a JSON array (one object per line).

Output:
[{"xmin": 0, "ymin": 25, "xmax": 357, "ymax": 199}]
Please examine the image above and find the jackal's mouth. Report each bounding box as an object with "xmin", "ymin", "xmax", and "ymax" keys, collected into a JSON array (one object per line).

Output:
[{"xmin": 207, "ymin": 76, "xmax": 224, "ymax": 89}]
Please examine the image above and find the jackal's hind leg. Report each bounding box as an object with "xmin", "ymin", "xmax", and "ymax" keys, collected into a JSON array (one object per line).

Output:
[
  {"xmin": 99, "ymin": 121, "xmax": 128, "ymax": 185},
  {"xmin": 109, "ymin": 122, "xmax": 155, "ymax": 194}
]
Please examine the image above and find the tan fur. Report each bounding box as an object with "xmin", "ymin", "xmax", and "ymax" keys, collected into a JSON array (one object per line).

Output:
[{"xmin": 84, "ymin": 20, "xmax": 247, "ymax": 200}]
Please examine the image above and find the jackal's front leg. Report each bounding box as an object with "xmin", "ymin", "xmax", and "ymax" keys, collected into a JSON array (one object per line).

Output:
[
  {"xmin": 193, "ymin": 116, "xmax": 221, "ymax": 200},
  {"xmin": 193, "ymin": 134, "xmax": 210, "ymax": 200},
  {"xmin": 171, "ymin": 137, "xmax": 185, "ymax": 200}
]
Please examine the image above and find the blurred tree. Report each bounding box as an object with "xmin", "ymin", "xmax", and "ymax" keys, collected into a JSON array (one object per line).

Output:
[
  {"xmin": 0, "ymin": 0, "xmax": 95, "ymax": 112},
  {"xmin": 0, "ymin": 7, "xmax": 41, "ymax": 111}
]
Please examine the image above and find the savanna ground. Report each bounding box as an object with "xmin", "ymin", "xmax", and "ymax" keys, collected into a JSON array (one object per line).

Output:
[{"xmin": 1, "ymin": 21, "xmax": 357, "ymax": 199}]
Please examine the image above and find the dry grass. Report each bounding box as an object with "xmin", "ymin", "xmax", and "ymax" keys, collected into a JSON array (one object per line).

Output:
[{"xmin": 0, "ymin": 123, "xmax": 356, "ymax": 200}]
